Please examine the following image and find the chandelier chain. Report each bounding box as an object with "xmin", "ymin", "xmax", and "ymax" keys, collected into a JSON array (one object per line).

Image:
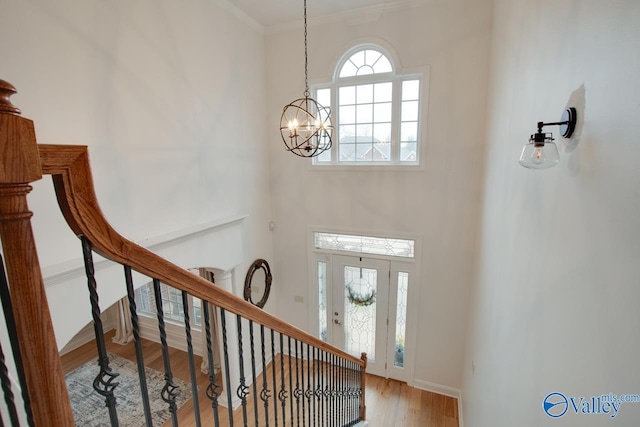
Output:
[{"xmin": 304, "ymin": 0, "xmax": 309, "ymax": 97}]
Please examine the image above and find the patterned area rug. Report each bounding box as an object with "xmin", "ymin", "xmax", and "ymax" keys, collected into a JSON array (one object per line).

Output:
[{"xmin": 65, "ymin": 353, "xmax": 193, "ymax": 426}]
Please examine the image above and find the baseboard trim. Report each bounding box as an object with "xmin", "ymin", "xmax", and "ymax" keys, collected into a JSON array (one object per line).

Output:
[{"xmin": 413, "ymin": 379, "xmax": 461, "ymax": 399}]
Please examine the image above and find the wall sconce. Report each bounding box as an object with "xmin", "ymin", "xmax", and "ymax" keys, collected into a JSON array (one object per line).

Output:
[{"xmin": 519, "ymin": 107, "xmax": 577, "ymax": 169}]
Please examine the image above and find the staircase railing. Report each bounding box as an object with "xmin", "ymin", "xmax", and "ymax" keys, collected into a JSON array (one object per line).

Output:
[{"xmin": 0, "ymin": 79, "xmax": 367, "ymax": 426}]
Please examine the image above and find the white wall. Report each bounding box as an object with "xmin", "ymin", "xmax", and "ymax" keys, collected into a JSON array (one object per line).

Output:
[
  {"xmin": 462, "ymin": 0, "xmax": 640, "ymax": 425},
  {"xmin": 0, "ymin": 0, "xmax": 274, "ymax": 348},
  {"xmin": 265, "ymin": 0, "xmax": 492, "ymax": 390}
]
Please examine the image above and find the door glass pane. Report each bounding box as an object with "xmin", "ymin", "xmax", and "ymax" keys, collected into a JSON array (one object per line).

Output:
[
  {"xmin": 394, "ymin": 272, "xmax": 409, "ymax": 367},
  {"xmin": 343, "ymin": 266, "xmax": 377, "ymax": 360},
  {"xmin": 314, "ymin": 232, "xmax": 415, "ymax": 258},
  {"xmin": 318, "ymin": 261, "xmax": 328, "ymax": 341}
]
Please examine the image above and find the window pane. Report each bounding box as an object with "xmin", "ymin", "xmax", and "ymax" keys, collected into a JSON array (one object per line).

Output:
[
  {"xmin": 340, "ymin": 143, "xmax": 356, "ymax": 161},
  {"xmin": 400, "ymin": 142, "xmax": 418, "ymax": 162},
  {"xmin": 135, "ymin": 282, "xmax": 156, "ymax": 316},
  {"xmin": 401, "ymin": 100, "xmax": 419, "ymax": 122},
  {"xmin": 373, "ymin": 123, "xmax": 392, "ymax": 144},
  {"xmin": 374, "ymin": 82, "xmax": 393, "ymax": 102},
  {"xmin": 356, "ymin": 66, "xmax": 374, "ymax": 76},
  {"xmin": 401, "ymin": 122, "xmax": 418, "ymax": 142},
  {"xmin": 339, "ymin": 86, "xmax": 356, "ymax": 105},
  {"xmin": 318, "ymin": 261, "xmax": 327, "ymax": 341},
  {"xmin": 356, "ymin": 143, "xmax": 373, "ymax": 161},
  {"xmin": 364, "ymin": 50, "xmax": 381, "ymax": 67},
  {"xmin": 351, "ymin": 51, "xmax": 365, "ymax": 68},
  {"xmin": 356, "ymin": 124, "xmax": 373, "ymax": 142},
  {"xmin": 340, "ymin": 105, "xmax": 356, "ymax": 124},
  {"xmin": 373, "ymin": 142, "xmax": 390, "ymax": 161},
  {"xmin": 316, "ymin": 148, "xmax": 331, "ymax": 162},
  {"xmin": 356, "ymin": 104, "xmax": 373, "ymax": 123},
  {"xmin": 402, "ymin": 79, "xmax": 420, "ymax": 101},
  {"xmin": 374, "ymin": 102, "xmax": 392, "ymax": 123},
  {"xmin": 314, "ymin": 232, "xmax": 415, "ymax": 258},
  {"xmin": 316, "ymin": 88, "xmax": 331, "ymax": 107},
  {"xmin": 340, "ymin": 61, "xmax": 358, "ymax": 78},
  {"xmin": 394, "ymin": 272, "xmax": 409, "ymax": 368},
  {"xmin": 340, "ymin": 124, "xmax": 356, "ymax": 140},
  {"xmin": 372, "ymin": 56, "xmax": 392, "ymax": 74},
  {"xmin": 356, "ymin": 84, "xmax": 373, "ymax": 104}
]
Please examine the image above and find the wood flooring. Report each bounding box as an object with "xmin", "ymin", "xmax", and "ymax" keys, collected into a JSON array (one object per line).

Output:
[{"xmin": 61, "ymin": 331, "xmax": 459, "ymax": 427}]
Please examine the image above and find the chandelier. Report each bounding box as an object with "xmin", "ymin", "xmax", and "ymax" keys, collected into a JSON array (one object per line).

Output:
[{"xmin": 280, "ymin": 0, "xmax": 333, "ymax": 157}]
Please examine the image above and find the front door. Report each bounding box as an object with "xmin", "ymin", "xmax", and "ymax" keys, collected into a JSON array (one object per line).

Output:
[{"xmin": 331, "ymin": 255, "xmax": 390, "ymax": 377}]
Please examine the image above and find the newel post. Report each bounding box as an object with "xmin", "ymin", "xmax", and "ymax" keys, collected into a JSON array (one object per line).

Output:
[{"xmin": 0, "ymin": 80, "xmax": 75, "ymax": 425}]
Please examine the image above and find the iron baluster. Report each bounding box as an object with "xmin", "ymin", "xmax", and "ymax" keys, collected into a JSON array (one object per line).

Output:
[
  {"xmin": 287, "ymin": 336, "xmax": 294, "ymax": 425},
  {"xmin": 306, "ymin": 344, "xmax": 312, "ymax": 427},
  {"xmin": 203, "ymin": 301, "xmax": 222, "ymax": 427},
  {"xmin": 0, "ymin": 254, "xmax": 33, "ymax": 427},
  {"xmin": 312, "ymin": 346, "xmax": 316, "ymax": 427},
  {"xmin": 352, "ymin": 360, "xmax": 357, "ymax": 424},
  {"xmin": 330, "ymin": 354, "xmax": 334, "ymax": 427},
  {"xmin": 300, "ymin": 341, "xmax": 306, "ymax": 427},
  {"xmin": 259, "ymin": 325, "xmax": 270, "ymax": 427},
  {"xmin": 249, "ymin": 320, "xmax": 259, "ymax": 427},
  {"xmin": 358, "ymin": 362, "xmax": 363, "ymax": 422},
  {"xmin": 348, "ymin": 361, "xmax": 353, "ymax": 425},
  {"xmin": 0, "ymin": 341, "xmax": 19, "ymax": 427},
  {"xmin": 324, "ymin": 352, "xmax": 329, "ymax": 427},
  {"xmin": 293, "ymin": 339, "xmax": 301, "ymax": 427},
  {"xmin": 82, "ymin": 238, "xmax": 120, "ymax": 426},
  {"xmin": 235, "ymin": 315, "xmax": 249, "ymax": 425},
  {"xmin": 220, "ymin": 308, "xmax": 235, "ymax": 426},
  {"xmin": 339, "ymin": 356, "xmax": 343, "ymax": 426},
  {"xmin": 278, "ymin": 333, "xmax": 287, "ymax": 426},
  {"xmin": 271, "ymin": 329, "xmax": 278, "ymax": 427},
  {"xmin": 153, "ymin": 278, "xmax": 180, "ymax": 427},
  {"xmin": 180, "ymin": 290, "xmax": 202, "ymax": 427},
  {"xmin": 124, "ymin": 265, "xmax": 152, "ymax": 426},
  {"xmin": 320, "ymin": 350, "xmax": 325, "ymax": 427},
  {"xmin": 354, "ymin": 361, "xmax": 358, "ymax": 424}
]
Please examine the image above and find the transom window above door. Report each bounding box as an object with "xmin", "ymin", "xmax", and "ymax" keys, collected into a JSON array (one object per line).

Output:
[{"xmin": 312, "ymin": 44, "xmax": 428, "ymax": 166}]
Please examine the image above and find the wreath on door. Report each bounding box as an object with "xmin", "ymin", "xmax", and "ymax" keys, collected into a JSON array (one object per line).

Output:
[{"xmin": 346, "ymin": 278, "xmax": 376, "ymax": 307}]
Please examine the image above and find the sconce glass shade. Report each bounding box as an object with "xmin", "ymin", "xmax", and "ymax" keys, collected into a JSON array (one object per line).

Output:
[
  {"xmin": 519, "ymin": 108, "xmax": 576, "ymax": 169},
  {"xmin": 519, "ymin": 136, "xmax": 560, "ymax": 169}
]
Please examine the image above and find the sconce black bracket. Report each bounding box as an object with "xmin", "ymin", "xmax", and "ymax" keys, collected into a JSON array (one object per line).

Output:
[{"xmin": 539, "ymin": 107, "xmax": 577, "ymax": 139}]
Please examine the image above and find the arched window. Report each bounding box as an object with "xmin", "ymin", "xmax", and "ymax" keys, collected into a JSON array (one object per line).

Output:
[{"xmin": 313, "ymin": 44, "xmax": 425, "ymax": 165}]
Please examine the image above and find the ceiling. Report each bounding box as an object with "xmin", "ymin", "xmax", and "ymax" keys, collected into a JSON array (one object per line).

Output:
[{"xmin": 227, "ymin": 0, "xmax": 396, "ymax": 28}]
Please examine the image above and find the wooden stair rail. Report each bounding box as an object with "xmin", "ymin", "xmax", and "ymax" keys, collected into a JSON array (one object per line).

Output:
[
  {"xmin": 0, "ymin": 79, "xmax": 367, "ymax": 423},
  {"xmin": 39, "ymin": 144, "xmax": 365, "ymax": 366}
]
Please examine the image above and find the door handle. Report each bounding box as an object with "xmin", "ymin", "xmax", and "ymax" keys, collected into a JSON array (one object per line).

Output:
[{"xmin": 334, "ymin": 319, "xmax": 342, "ymax": 325}]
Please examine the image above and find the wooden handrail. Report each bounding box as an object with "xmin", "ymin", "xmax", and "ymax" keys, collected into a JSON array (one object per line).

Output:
[{"xmin": 38, "ymin": 144, "xmax": 365, "ymax": 368}]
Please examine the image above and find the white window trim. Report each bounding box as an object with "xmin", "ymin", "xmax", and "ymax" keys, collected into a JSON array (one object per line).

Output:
[{"xmin": 310, "ymin": 43, "xmax": 430, "ymax": 170}]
